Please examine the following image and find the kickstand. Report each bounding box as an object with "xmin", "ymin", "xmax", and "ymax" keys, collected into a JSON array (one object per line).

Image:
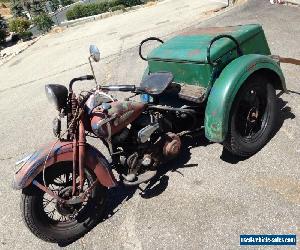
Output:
[
  {"xmin": 137, "ymin": 182, "xmax": 150, "ymax": 194},
  {"xmin": 137, "ymin": 177, "xmax": 157, "ymax": 195}
]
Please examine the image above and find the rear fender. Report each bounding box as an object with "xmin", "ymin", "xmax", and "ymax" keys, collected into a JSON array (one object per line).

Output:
[
  {"xmin": 204, "ymin": 54, "xmax": 286, "ymax": 142},
  {"xmin": 13, "ymin": 141, "xmax": 116, "ymax": 190}
]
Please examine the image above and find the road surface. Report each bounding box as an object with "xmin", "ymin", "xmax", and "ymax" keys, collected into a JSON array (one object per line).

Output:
[{"xmin": 0, "ymin": 0, "xmax": 299, "ymax": 249}]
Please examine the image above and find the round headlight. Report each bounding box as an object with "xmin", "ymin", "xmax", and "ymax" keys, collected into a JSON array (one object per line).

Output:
[
  {"xmin": 45, "ymin": 86, "xmax": 56, "ymax": 105},
  {"xmin": 45, "ymin": 84, "xmax": 68, "ymax": 110}
]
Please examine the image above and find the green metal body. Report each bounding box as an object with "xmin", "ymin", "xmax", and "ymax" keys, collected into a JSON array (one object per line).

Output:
[
  {"xmin": 143, "ymin": 24, "xmax": 286, "ymax": 142},
  {"xmin": 205, "ymin": 54, "xmax": 286, "ymax": 142}
]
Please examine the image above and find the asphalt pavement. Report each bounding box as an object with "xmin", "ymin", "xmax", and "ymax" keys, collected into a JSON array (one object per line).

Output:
[{"xmin": 0, "ymin": 0, "xmax": 299, "ymax": 249}]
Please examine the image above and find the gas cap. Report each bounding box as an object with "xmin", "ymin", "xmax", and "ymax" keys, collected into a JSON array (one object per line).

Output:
[{"xmin": 101, "ymin": 103, "xmax": 111, "ymax": 111}]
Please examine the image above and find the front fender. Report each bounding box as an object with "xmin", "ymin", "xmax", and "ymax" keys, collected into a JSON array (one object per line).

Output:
[
  {"xmin": 13, "ymin": 141, "xmax": 116, "ymax": 190},
  {"xmin": 204, "ymin": 54, "xmax": 286, "ymax": 142}
]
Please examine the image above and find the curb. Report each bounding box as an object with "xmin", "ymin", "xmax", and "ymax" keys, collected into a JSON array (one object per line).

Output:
[
  {"xmin": 284, "ymin": 0, "xmax": 300, "ymax": 5},
  {"xmin": 60, "ymin": 0, "xmax": 232, "ymax": 28},
  {"xmin": 60, "ymin": 3, "xmax": 154, "ymax": 28},
  {"xmin": 0, "ymin": 36, "xmax": 41, "ymax": 66}
]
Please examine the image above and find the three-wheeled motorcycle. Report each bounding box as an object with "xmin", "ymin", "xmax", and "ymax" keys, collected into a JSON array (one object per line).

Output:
[{"xmin": 13, "ymin": 24, "xmax": 291, "ymax": 243}]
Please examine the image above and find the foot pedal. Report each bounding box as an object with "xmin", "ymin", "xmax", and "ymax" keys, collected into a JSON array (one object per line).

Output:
[
  {"xmin": 178, "ymin": 84, "xmax": 207, "ymax": 103},
  {"xmin": 123, "ymin": 170, "xmax": 157, "ymax": 186}
]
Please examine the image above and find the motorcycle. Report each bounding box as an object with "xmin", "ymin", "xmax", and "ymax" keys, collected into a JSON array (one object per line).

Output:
[
  {"xmin": 13, "ymin": 45, "xmax": 202, "ymax": 243},
  {"xmin": 14, "ymin": 24, "xmax": 292, "ymax": 243}
]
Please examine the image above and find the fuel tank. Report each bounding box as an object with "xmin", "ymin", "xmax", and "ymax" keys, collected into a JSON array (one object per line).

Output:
[{"xmin": 90, "ymin": 101, "xmax": 146, "ymax": 138}]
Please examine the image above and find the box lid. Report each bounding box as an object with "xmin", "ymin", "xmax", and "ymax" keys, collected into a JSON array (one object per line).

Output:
[{"xmin": 147, "ymin": 24, "xmax": 263, "ymax": 64}]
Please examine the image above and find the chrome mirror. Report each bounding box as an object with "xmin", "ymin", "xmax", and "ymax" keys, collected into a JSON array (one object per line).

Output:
[{"xmin": 89, "ymin": 45, "xmax": 100, "ymax": 62}]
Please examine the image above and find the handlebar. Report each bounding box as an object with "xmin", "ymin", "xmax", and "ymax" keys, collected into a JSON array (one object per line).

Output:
[
  {"xmin": 100, "ymin": 85, "xmax": 147, "ymax": 94},
  {"xmin": 100, "ymin": 85, "xmax": 137, "ymax": 92},
  {"xmin": 69, "ymin": 75, "xmax": 94, "ymax": 92},
  {"xmin": 69, "ymin": 74, "xmax": 144, "ymax": 94},
  {"xmin": 71, "ymin": 82, "xmax": 146, "ymax": 109}
]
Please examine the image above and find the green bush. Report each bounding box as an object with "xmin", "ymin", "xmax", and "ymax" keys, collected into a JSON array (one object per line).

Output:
[
  {"xmin": 66, "ymin": 0, "xmax": 122, "ymax": 20},
  {"xmin": 19, "ymin": 30, "xmax": 33, "ymax": 40},
  {"xmin": 9, "ymin": 17, "xmax": 31, "ymax": 33},
  {"xmin": 120, "ymin": 0, "xmax": 141, "ymax": 6},
  {"xmin": 110, "ymin": 4, "xmax": 125, "ymax": 11},
  {"xmin": 33, "ymin": 13, "xmax": 54, "ymax": 33},
  {"xmin": 61, "ymin": 0, "xmax": 73, "ymax": 7}
]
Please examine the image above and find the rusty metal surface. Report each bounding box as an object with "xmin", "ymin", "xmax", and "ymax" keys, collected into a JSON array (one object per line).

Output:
[
  {"xmin": 13, "ymin": 141, "xmax": 116, "ymax": 189},
  {"xmin": 13, "ymin": 141, "xmax": 74, "ymax": 189},
  {"xmin": 147, "ymin": 24, "xmax": 269, "ymax": 64},
  {"xmin": 85, "ymin": 144, "xmax": 117, "ymax": 187},
  {"xmin": 78, "ymin": 120, "xmax": 86, "ymax": 190},
  {"xmin": 33, "ymin": 179, "xmax": 99, "ymax": 205},
  {"xmin": 72, "ymin": 138, "xmax": 77, "ymax": 195},
  {"xmin": 147, "ymin": 24, "xmax": 270, "ymax": 90},
  {"xmin": 91, "ymin": 101, "xmax": 146, "ymax": 137},
  {"xmin": 180, "ymin": 26, "xmax": 238, "ymax": 36},
  {"xmin": 163, "ymin": 133, "xmax": 182, "ymax": 159},
  {"xmin": 275, "ymin": 55, "xmax": 300, "ymax": 65},
  {"xmin": 32, "ymin": 180, "xmax": 65, "ymax": 203},
  {"xmin": 178, "ymin": 84, "xmax": 207, "ymax": 103}
]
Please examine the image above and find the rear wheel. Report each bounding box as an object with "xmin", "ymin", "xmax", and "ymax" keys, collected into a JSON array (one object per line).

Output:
[
  {"xmin": 21, "ymin": 163, "xmax": 107, "ymax": 243},
  {"xmin": 224, "ymin": 75, "xmax": 277, "ymax": 157}
]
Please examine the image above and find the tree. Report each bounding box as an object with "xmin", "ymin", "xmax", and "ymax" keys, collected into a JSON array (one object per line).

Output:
[
  {"xmin": 0, "ymin": 14, "xmax": 7, "ymax": 29},
  {"xmin": 31, "ymin": 0, "xmax": 45, "ymax": 16},
  {"xmin": 33, "ymin": 12, "xmax": 53, "ymax": 33},
  {"xmin": 10, "ymin": 0, "xmax": 25, "ymax": 17},
  {"xmin": 49, "ymin": 0, "xmax": 60, "ymax": 12},
  {"xmin": 0, "ymin": 14, "xmax": 8, "ymax": 45},
  {"xmin": 23, "ymin": 1, "xmax": 33, "ymax": 18}
]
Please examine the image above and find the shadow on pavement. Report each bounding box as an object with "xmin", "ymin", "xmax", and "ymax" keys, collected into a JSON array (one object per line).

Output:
[
  {"xmin": 57, "ymin": 93, "xmax": 297, "ymax": 247},
  {"xmin": 59, "ymin": 92, "xmax": 297, "ymax": 246},
  {"xmin": 139, "ymin": 134, "xmax": 211, "ymax": 198},
  {"xmin": 58, "ymin": 132, "xmax": 210, "ymax": 247},
  {"xmin": 287, "ymin": 89, "xmax": 300, "ymax": 96}
]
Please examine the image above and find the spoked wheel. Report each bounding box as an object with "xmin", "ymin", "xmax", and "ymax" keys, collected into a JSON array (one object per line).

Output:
[
  {"xmin": 224, "ymin": 75, "xmax": 277, "ymax": 157},
  {"xmin": 21, "ymin": 163, "xmax": 107, "ymax": 243}
]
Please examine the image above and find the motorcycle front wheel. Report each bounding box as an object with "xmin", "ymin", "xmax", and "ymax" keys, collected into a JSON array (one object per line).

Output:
[{"xmin": 21, "ymin": 162, "xmax": 107, "ymax": 243}]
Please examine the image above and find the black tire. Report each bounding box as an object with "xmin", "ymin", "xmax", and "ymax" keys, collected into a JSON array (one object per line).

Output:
[
  {"xmin": 224, "ymin": 75, "xmax": 277, "ymax": 157},
  {"xmin": 21, "ymin": 163, "xmax": 107, "ymax": 243}
]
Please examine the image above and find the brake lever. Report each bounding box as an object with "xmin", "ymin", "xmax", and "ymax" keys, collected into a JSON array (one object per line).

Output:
[{"xmin": 133, "ymin": 86, "xmax": 146, "ymax": 94}]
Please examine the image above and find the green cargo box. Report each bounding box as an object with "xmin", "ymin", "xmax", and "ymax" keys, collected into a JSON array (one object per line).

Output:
[{"xmin": 146, "ymin": 24, "xmax": 271, "ymax": 102}]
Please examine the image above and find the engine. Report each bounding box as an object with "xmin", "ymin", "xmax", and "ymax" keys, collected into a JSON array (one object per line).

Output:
[{"xmin": 111, "ymin": 112, "xmax": 182, "ymax": 181}]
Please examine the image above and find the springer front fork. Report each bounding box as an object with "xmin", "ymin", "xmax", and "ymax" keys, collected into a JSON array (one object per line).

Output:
[
  {"xmin": 72, "ymin": 118, "xmax": 86, "ymax": 195},
  {"xmin": 32, "ymin": 118, "xmax": 93, "ymax": 205}
]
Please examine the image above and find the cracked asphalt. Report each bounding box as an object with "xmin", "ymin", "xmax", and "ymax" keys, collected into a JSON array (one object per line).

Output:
[{"xmin": 0, "ymin": 0, "xmax": 299, "ymax": 249}]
